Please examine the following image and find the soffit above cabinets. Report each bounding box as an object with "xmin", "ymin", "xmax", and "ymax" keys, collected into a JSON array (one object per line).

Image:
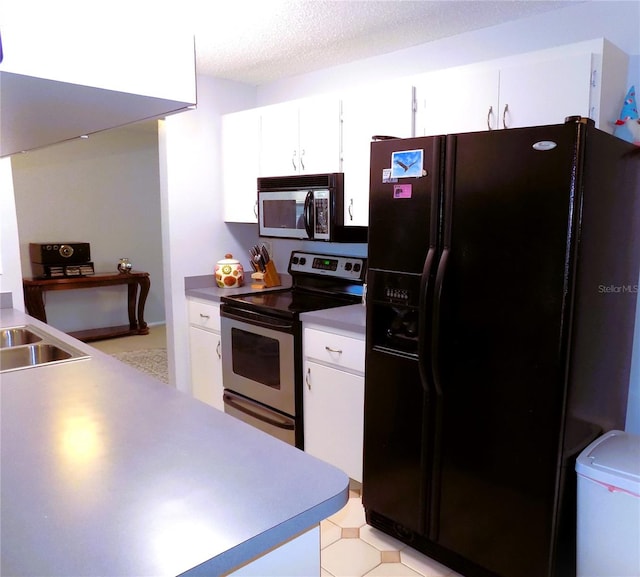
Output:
[
  {"xmin": 0, "ymin": 72, "xmax": 194, "ymax": 157},
  {"xmin": 0, "ymin": 16, "xmax": 196, "ymax": 157}
]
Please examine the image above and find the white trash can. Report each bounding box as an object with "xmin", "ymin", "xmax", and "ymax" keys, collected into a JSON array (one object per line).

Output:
[{"xmin": 575, "ymin": 430, "xmax": 640, "ymax": 577}]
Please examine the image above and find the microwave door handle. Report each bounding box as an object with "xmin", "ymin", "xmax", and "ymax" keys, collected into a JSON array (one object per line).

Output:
[{"xmin": 303, "ymin": 190, "xmax": 314, "ymax": 238}]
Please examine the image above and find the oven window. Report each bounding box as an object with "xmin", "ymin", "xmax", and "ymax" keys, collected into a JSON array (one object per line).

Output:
[{"xmin": 230, "ymin": 327, "xmax": 281, "ymax": 389}]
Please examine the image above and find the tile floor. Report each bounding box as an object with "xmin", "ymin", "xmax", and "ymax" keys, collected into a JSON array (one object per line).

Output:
[
  {"xmin": 93, "ymin": 326, "xmax": 464, "ymax": 577},
  {"xmin": 322, "ymin": 483, "xmax": 464, "ymax": 577}
]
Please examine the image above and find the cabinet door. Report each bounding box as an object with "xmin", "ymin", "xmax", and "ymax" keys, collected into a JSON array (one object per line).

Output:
[
  {"xmin": 189, "ymin": 325, "xmax": 224, "ymax": 411},
  {"xmin": 222, "ymin": 109, "xmax": 260, "ymax": 223},
  {"xmin": 297, "ymin": 96, "xmax": 342, "ymax": 175},
  {"xmin": 415, "ymin": 65, "xmax": 500, "ymax": 135},
  {"xmin": 303, "ymin": 361, "xmax": 364, "ymax": 482},
  {"xmin": 342, "ymin": 84, "xmax": 414, "ymax": 226},
  {"xmin": 259, "ymin": 102, "xmax": 300, "ymax": 177},
  {"xmin": 497, "ymin": 52, "xmax": 593, "ymax": 129},
  {"xmin": 259, "ymin": 97, "xmax": 341, "ymax": 177}
]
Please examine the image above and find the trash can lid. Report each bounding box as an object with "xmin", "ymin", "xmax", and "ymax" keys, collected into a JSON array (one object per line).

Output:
[{"xmin": 575, "ymin": 430, "xmax": 640, "ymax": 495}]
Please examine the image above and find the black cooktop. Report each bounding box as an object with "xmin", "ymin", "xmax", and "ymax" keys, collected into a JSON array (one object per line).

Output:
[
  {"xmin": 221, "ymin": 251, "xmax": 366, "ymax": 319},
  {"xmin": 222, "ymin": 288, "xmax": 358, "ymax": 318}
]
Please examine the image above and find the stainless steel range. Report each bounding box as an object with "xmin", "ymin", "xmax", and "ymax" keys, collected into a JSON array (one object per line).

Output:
[{"xmin": 220, "ymin": 250, "xmax": 367, "ymax": 448}]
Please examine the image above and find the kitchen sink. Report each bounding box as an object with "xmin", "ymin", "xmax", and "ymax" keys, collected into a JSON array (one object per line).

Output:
[
  {"xmin": 0, "ymin": 327, "xmax": 43, "ymax": 348},
  {"xmin": 0, "ymin": 325, "xmax": 89, "ymax": 373}
]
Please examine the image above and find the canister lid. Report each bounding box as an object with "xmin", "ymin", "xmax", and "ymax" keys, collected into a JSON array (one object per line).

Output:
[
  {"xmin": 217, "ymin": 253, "xmax": 240, "ymax": 265},
  {"xmin": 576, "ymin": 430, "xmax": 640, "ymax": 494}
]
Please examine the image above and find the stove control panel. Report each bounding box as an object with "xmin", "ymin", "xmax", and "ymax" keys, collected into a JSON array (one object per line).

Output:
[{"xmin": 288, "ymin": 251, "xmax": 366, "ymax": 282}]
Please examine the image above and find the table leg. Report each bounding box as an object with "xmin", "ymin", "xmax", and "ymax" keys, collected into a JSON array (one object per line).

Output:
[
  {"xmin": 137, "ymin": 276, "xmax": 150, "ymax": 335},
  {"xmin": 23, "ymin": 285, "xmax": 48, "ymax": 323}
]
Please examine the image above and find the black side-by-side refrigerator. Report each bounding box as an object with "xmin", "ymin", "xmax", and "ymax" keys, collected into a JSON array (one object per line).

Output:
[{"xmin": 363, "ymin": 117, "xmax": 640, "ymax": 577}]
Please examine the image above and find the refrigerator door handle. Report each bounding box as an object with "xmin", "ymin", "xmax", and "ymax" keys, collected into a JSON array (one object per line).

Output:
[
  {"xmin": 431, "ymin": 247, "xmax": 449, "ymax": 397},
  {"xmin": 418, "ymin": 246, "xmax": 437, "ymax": 395}
]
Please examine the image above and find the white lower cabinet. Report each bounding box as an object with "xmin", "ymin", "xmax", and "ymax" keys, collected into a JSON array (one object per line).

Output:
[
  {"xmin": 303, "ymin": 326, "xmax": 365, "ymax": 482},
  {"xmin": 188, "ymin": 298, "xmax": 224, "ymax": 410}
]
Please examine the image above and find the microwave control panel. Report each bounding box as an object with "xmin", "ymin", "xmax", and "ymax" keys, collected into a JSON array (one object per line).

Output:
[
  {"xmin": 289, "ymin": 251, "xmax": 366, "ymax": 282},
  {"xmin": 314, "ymin": 196, "xmax": 329, "ymax": 234}
]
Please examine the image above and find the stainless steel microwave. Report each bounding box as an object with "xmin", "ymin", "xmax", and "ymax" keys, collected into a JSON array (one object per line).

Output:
[{"xmin": 257, "ymin": 173, "xmax": 367, "ymax": 243}]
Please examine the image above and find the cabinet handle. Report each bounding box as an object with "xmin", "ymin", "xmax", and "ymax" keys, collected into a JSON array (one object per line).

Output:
[
  {"xmin": 502, "ymin": 104, "xmax": 509, "ymax": 129},
  {"xmin": 292, "ymin": 150, "xmax": 298, "ymax": 171},
  {"xmin": 199, "ymin": 313, "xmax": 210, "ymax": 319},
  {"xmin": 254, "ymin": 200, "xmax": 258, "ymax": 218},
  {"xmin": 300, "ymin": 149, "xmax": 305, "ymax": 171},
  {"xmin": 348, "ymin": 198, "xmax": 354, "ymax": 221},
  {"xmin": 487, "ymin": 106, "xmax": 494, "ymax": 130},
  {"xmin": 325, "ymin": 346, "xmax": 343, "ymax": 355},
  {"xmin": 306, "ymin": 367, "xmax": 311, "ymax": 390},
  {"xmin": 216, "ymin": 340, "xmax": 221, "ymax": 359}
]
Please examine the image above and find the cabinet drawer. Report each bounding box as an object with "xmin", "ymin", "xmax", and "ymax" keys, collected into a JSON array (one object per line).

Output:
[
  {"xmin": 304, "ymin": 328, "xmax": 364, "ymax": 374},
  {"xmin": 188, "ymin": 299, "xmax": 221, "ymax": 331}
]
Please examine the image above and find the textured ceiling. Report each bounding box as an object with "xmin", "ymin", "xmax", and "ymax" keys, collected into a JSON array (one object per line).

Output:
[{"xmin": 190, "ymin": 0, "xmax": 579, "ymax": 84}]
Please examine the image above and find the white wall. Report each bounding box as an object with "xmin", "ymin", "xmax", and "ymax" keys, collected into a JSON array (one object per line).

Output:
[
  {"xmin": 10, "ymin": 124, "xmax": 166, "ymax": 332},
  {"xmin": 160, "ymin": 75, "xmax": 260, "ymax": 392}
]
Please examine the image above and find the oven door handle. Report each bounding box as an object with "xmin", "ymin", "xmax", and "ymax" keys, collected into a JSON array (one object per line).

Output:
[
  {"xmin": 221, "ymin": 306, "xmax": 295, "ymax": 332},
  {"xmin": 223, "ymin": 392, "xmax": 295, "ymax": 430}
]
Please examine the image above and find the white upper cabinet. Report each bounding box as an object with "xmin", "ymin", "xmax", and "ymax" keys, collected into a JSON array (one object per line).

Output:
[
  {"xmin": 415, "ymin": 39, "xmax": 628, "ymax": 136},
  {"xmin": 259, "ymin": 96, "xmax": 342, "ymax": 177},
  {"xmin": 0, "ymin": 20, "xmax": 196, "ymax": 157},
  {"xmin": 415, "ymin": 66, "xmax": 499, "ymax": 136},
  {"xmin": 496, "ymin": 52, "xmax": 593, "ymax": 130},
  {"xmin": 222, "ymin": 109, "xmax": 260, "ymax": 223},
  {"xmin": 221, "ymin": 39, "xmax": 628, "ymax": 224},
  {"xmin": 341, "ymin": 84, "xmax": 415, "ymax": 226}
]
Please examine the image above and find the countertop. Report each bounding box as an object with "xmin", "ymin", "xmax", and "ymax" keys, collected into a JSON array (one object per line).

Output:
[
  {"xmin": 301, "ymin": 303, "xmax": 366, "ymax": 335},
  {"xmin": 0, "ymin": 308, "xmax": 348, "ymax": 577},
  {"xmin": 185, "ymin": 273, "xmax": 293, "ymax": 302}
]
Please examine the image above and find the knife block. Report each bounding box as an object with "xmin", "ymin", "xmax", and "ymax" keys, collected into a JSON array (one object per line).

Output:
[{"xmin": 250, "ymin": 261, "xmax": 281, "ymax": 289}]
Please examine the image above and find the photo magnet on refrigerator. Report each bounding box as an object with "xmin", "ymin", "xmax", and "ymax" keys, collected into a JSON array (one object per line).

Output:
[{"xmin": 391, "ymin": 149, "xmax": 423, "ymax": 178}]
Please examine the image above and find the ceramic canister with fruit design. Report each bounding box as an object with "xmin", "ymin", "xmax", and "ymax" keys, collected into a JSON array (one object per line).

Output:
[{"xmin": 215, "ymin": 254, "xmax": 245, "ymax": 288}]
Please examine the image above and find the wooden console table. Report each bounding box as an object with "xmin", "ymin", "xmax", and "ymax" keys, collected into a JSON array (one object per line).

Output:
[{"xmin": 23, "ymin": 271, "xmax": 150, "ymax": 342}]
